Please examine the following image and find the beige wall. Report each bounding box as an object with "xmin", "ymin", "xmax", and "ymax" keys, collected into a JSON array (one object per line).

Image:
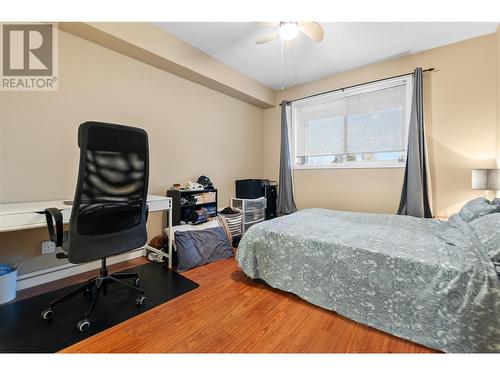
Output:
[
  {"xmin": 264, "ymin": 34, "xmax": 498, "ymax": 217},
  {"xmin": 0, "ymin": 29, "xmax": 264, "ymax": 274},
  {"xmin": 59, "ymin": 23, "xmax": 275, "ymax": 108},
  {"xmin": 497, "ymin": 25, "xmax": 500, "ymax": 168}
]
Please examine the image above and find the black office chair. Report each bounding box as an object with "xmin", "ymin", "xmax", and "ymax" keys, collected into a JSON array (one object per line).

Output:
[{"xmin": 42, "ymin": 121, "xmax": 150, "ymax": 332}]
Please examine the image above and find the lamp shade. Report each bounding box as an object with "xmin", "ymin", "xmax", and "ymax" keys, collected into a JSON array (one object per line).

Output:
[{"xmin": 472, "ymin": 169, "xmax": 500, "ymax": 190}]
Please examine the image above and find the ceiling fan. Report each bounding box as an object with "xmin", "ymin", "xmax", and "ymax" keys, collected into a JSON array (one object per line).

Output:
[{"xmin": 255, "ymin": 22, "xmax": 324, "ymax": 45}]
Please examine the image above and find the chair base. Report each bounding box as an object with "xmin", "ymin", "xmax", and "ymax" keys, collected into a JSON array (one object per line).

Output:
[{"xmin": 41, "ymin": 258, "xmax": 146, "ymax": 332}]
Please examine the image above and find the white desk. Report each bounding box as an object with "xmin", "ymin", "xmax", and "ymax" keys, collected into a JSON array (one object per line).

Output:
[{"xmin": 0, "ymin": 195, "xmax": 174, "ymax": 268}]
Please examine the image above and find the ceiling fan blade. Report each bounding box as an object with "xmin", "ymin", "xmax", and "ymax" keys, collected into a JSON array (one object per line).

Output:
[
  {"xmin": 255, "ymin": 31, "xmax": 279, "ymax": 45},
  {"xmin": 298, "ymin": 22, "xmax": 324, "ymax": 42}
]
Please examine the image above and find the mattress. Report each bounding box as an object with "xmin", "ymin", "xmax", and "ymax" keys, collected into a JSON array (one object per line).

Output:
[{"xmin": 236, "ymin": 208, "xmax": 500, "ymax": 352}]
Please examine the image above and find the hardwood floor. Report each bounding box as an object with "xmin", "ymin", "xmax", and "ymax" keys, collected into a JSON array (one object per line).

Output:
[{"xmin": 21, "ymin": 256, "xmax": 437, "ymax": 353}]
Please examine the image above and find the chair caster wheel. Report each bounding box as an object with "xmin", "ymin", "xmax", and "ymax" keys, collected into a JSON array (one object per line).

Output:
[
  {"xmin": 136, "ymin": 296, "xmax": 146, "ymax": 306},
  {"xmin": 77, "ymin": 319, "xmax": 91, "ymax": 332},
  {"xmin": 133, "ymin": 278, "xmax": 140, "ymax": 287},
  {"xmin": 41, "ymin": 308, "xmax": 54, "ymax": 320}
]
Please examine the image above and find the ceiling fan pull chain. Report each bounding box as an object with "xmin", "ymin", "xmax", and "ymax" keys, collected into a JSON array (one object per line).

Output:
[
  {"xmin": 294, "ymin": 39, "xmax": 298, "ymax": 87},
  {"xmin": 281, "ymin": 39, "xmax": 284, "ymax": 90},
  {"xmin": 254, "ymin": 22, "xmax": 324, "ymax": 89}
]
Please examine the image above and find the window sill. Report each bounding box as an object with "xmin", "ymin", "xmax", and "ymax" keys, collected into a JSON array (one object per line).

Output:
[{"xmin": 293, "ymin": 163, "xmax": 406, "ymax": 170}]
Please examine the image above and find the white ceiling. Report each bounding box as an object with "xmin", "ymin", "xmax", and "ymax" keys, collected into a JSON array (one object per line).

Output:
[{"xmin": 155, "ymin": 22, "xmax": 497, "ymax": 90}]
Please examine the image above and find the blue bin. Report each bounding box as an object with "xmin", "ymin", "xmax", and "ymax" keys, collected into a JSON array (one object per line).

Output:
[{"xmin": 0, "ymin": 264, "xmax": 17, "ymax": 304}]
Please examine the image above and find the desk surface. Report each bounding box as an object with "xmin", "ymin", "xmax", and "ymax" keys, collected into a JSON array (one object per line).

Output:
[
  {"xmin": 0, "ymin": 195, "xmax": 169, "ymax": 216},
  {"xmin": 0, "ymin": 195, "xmax": 171, "ymax": 233}
]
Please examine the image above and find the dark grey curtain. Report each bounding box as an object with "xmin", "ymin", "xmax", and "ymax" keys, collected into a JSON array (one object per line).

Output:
[
  {"xmin": 398, "ymin": 68, "xmax": 433, "ymax": 218},
  {"xmin": 277, "ymin": 100, "xmax": 297, "ymax": 215}
]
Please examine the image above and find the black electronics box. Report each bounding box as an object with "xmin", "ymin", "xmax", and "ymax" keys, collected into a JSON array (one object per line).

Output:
[
  {"xmin": 235, "ymin": 179, "xmax": 277, "ymax": 220},
  {"xmin": 235, "ymin": 179, "xmax": 267, "ymax": 199},
  {"xmin": 265, "ymin": 183, "xmax": 277, "ymax": 220}
]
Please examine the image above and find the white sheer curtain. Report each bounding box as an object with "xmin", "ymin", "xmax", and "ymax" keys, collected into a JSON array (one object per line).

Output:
[{"xmin": 292, "ymin": 78, "xmax": 411, "ymax": 167}]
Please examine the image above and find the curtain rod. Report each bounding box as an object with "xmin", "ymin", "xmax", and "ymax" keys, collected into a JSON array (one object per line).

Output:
[{"xmin": 281, "ymin": 68, "xmax": 436, "ymax": 105}]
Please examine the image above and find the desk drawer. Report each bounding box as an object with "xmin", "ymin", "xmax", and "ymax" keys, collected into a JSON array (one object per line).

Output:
[
  {"xmin": 148, "ymin": 198, "xmax": 171, "ymax": 212},
  {"xmin": 0, "ymin": 209, "xmax": 71, "ymax": 232}
]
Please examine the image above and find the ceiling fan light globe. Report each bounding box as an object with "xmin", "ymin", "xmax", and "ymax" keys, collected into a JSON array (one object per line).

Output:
[{"xmin": 279, "ymin": 23, "xmax": 299, "ymax": 41}]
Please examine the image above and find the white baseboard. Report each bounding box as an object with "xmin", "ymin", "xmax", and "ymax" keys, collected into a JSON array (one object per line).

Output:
[{"xmin": 16, "ymin": 249, "xmax": 145, "ymax": 291}]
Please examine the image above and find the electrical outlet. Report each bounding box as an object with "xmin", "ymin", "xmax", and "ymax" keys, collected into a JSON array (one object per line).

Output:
[{"xmin": 41, "ymin": 240, "xmax": 56, "ymax": 255}]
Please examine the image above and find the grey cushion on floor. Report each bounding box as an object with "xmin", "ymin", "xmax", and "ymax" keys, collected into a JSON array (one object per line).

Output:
[{"xmin": 175, "ymin": 227, "xmax": 233, "ymax": 272}]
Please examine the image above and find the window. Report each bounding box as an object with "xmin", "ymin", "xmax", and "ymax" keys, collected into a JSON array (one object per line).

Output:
[{"xmin": 291, "ymin": 76, "xmax": 413, "ymax": 169}]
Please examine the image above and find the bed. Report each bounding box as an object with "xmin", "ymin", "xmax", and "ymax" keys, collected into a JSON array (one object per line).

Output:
[{"xmin": 236, "ymin": 204, "xmax": 500, "ymax": 352}]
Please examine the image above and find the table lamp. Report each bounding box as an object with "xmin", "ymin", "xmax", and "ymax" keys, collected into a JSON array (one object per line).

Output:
[{"xmin": 472, "ymin": 169, "xmax": 500, "ymax": 200}]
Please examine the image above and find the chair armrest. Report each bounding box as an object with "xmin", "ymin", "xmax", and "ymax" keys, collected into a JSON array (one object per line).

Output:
[{"xmin": 44, "ymin": 207, "xmax": 63, "ymax": 247}]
